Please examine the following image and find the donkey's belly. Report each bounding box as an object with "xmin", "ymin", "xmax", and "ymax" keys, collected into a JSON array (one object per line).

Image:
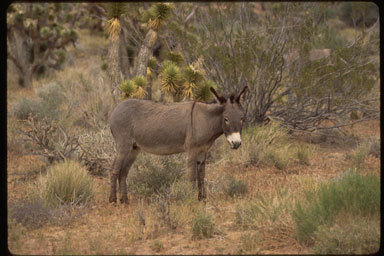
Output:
[{"xmin": 136, "ymin": 143, "xmax": 185, "ymax": 155}]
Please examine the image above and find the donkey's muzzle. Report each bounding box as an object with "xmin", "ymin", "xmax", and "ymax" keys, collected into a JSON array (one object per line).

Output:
[
  {"xmin": 227, "ymin": 132, "xmax": 242, "ymax": 149},
  {"xmin": 231, "ymin": 141, "xmax": 241, "ymax": 149}
]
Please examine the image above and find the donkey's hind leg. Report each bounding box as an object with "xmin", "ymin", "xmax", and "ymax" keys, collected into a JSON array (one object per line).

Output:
[
  {"xmin": 109, "ymin": 142, "xmax": 133, "ymax": 203},
  {"xmin": 119, "ymin": 145, "xmax": 140, "ymax": 204},
  {"xmin": 197, "ymin": 152, "xmax": 207, "ymax": 201},
  {"xmin": 109, "ymin": 152, "xmax": 126, "ymax": 203}
]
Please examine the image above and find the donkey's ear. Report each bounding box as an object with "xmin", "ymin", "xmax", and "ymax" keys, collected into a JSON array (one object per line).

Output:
[
  {"xmin": 210, "ymin": 87, "xmax": 226, "ymax": 104},
  {"xmin": 235, "ymin": 86, "xmax": 249, "ymax": 104}
]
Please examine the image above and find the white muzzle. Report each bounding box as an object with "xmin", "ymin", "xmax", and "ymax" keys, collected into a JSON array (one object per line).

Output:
[{"xmin": 226, "ymin": 132, "xmax": 242, "ymax": 149}]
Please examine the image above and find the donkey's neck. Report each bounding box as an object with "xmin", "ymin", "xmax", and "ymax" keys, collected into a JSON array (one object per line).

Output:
[{"xmin": 192, "ymin": 103, "xmax": 224, "ymax": 147}]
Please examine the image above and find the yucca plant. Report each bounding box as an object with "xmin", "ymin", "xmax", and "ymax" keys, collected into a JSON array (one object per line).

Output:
[
  {"xmin": 105, "ymin": 3, "xmax": 126, "ymax": 41},
  {"xmin": 194, "ymin": 80, "xmax": 217, "ymax": 102},
  {"xmin": 160, "ymin": 61, "xmax": 182, "ymax": 95},
  {"xmin": 147, "ymin": 56, "xmax": 159, "ymax": 72},
  {"xmin": 182, "ymin": 65, "xmax": 204, "ymax": 99},
  {"xmin": 146, "ymin": 3, "xmax": 174, "ymax": 31},
  {"xmin": 165, "ymin": 51, "xmax": 185, "ymax": 66},
  {"xmin": 119, "ymin": 76, "xmax": 148, "ymax": 99}
]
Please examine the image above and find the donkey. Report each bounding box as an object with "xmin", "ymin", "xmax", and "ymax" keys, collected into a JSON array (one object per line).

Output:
[{"xmin": 109, "ymin": 86, "xmax": 248, "ymax": 203}]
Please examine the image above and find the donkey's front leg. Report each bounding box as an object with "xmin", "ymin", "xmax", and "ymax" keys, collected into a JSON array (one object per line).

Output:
[{"xmin": 187, "ymin": 153, "xmax": 198, "ymax": 188}]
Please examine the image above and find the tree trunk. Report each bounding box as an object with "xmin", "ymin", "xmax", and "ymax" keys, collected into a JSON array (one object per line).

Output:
[
  {"xmin": 107, "ymin": 37, "xmax": 123, "ymax": 102},
  {"xmin": 135, "ymin": 29, "xmax": 157, "ymax": 99},
  {"xmin": 21, "ymin": 67, "xmax": 33, "ymax": 88}
]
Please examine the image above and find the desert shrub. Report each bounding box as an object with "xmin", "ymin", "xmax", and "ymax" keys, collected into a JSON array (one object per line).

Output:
[
  {"xmin": 222, "ymin": 174, "xmax": 248, "ymax": 198},
  {"xmin": 169, "ymin": 179, "xmax": 195, "ymax": 203},
  {"xmin": 235, "ymin": 187, "xmax": 293, "ymax": 229},
  {"xmin": 39, "ymin": 161, "xmax": 94, "ymax": 206},
  {"xmin": 367, "ymin": 137, "xmax": 380, "ymax": 158},
  {"xmin": 13, "ymin": 82, "xmax": 66, "ymax": 121},
  {"xmin": 8, "ymin": 198, "xmax": 53, "ymax": 229},
  {"xmin": 240, "ymin": 231, "xmax": 262, "ymax": 254},
  {"xmin": 190, "ymin": 211, "xmax": 214, "ymax": 239},
  {"xmin": 13, "ymin": 97, "xmax": 41, "ymax": 120},
  {"xmin": 152, "ymin": 240, "xmax": 164, "ymax": 252},
  {"xmin": 292, "ymin": 170, "xmax": 380, "ymax": 244},
  {"xmin": 78, "ymin": 126, "xmax": 115, "ymax": 176},
  {"xmin": 313, "ymin": 216, "xmax": 380, "ymax": 254},
  {"xmin": 235, "ymin": 201, "xmax": 258, "ymax": 229},
  {"xmin": 229, "ymin": 122, "xmax": 290, "ymax": 167},
  {"xmin": 264, "ymin": 145, "xmax": 291, "ymax": 170},
  {"xmin": 7, "ymin": 217, "xmax": 26, "ymax": 246},
  {"xmin": 128, "ymin": 154, "xmax": 184, "ymax": 197},
  {"xmin": 153, "ymin": 190, "xmax": 182, "ymax": 230},
  {"xmin": 296, "ymin": 145, "xmax": 315, "ymax": 165},
  {"xmin": 350, "ymin": 143, "xmax": 369, "ymax": 170}
]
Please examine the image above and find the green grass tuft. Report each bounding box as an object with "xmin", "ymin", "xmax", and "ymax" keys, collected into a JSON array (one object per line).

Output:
[{"xmin": 292, "ymin": 170, "xmax": 380, "ymax": 244}]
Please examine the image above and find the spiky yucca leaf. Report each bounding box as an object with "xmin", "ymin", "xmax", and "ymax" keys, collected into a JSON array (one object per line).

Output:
[
  {"xmin": 106, "ymin": 3, "xmax": 127, "ymax": 19},
  {"xmin": 147, "ymin": 56, "xmax": 158, "ymax": 71},
  {"xmin": 106, "ymin": 17, "xmax": 121, "ymax": 41},
  {"xmin": 119, "ymin": 80, "xmax": 137, "ymax": 99},
  {"xmin": 160, "ymin": 60, "xmax": 178, "ymax": 73},
  {"xmin": 160, "ymin": 62, "xmax": 182, "ymax": 94},
  {"xmin": 147, "ymin": 3, "xmax": 174, "ymax": 30},
  {"xmin": 194, "ymin": 80, "xmax": 218, "ymax": 102},
  {"xmin": 132, "ymin": 75, "xmax": 148, "ymax": 88},
  {"xmin": 166, "ymin": 51, "xmax": 185, "ymax": 66},
  {"xmin": 132, "ymin": 85, "xmax": 147, "ymax": 98},
  {"xmin": 119, "ymin": 78, "xmax": 148, "ymax": 99}
]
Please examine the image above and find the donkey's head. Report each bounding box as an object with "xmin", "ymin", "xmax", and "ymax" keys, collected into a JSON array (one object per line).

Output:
[{"xmin": 210, "ymin": 86, "xmax": 248, "ymax": 149}]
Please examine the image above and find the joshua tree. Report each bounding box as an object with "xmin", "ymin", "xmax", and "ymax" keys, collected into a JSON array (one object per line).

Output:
[{"xmin": 7, "ymin": 3, "xmax": 79, "ymax": 88}]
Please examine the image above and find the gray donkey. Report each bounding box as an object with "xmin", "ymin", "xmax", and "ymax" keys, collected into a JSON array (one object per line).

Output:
[{"xmin": 109, "ymin": 86, "xmax": 248, "ymax": 203}]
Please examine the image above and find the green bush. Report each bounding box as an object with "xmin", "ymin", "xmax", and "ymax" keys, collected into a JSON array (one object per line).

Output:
[
  {"xmin": 190, "ymin": 211, "xmax": 214, "ymax": 239},
  {"xmin": 128, "ymin": 154, "xmax": 184, "ymax": 197},
  {"xmin": 313, "ymin": 216, "xmax": 380, "ymax": 254},
  {"xmin": 13, "ymin": 97, "xmax": 41, "ymax": 120},
  {"xmin": 292, "ymin": 170, "xmax": 380, "ymax": 243},
  {"xmin": 39, "ymin": 161, "xmax": 94, "ymax": 206},
  {"xmin": 13, "ymin": 82, "xmax": 66, "ymax": 121},
  {"xmin": 222, "ymin": 174, "xmax": 248, "ymax": 198}
]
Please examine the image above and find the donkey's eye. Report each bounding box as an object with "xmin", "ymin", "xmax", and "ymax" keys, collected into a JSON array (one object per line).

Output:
[{"xmin": 224, "ymin": 118, "xmax": 229, "ymax": 124}]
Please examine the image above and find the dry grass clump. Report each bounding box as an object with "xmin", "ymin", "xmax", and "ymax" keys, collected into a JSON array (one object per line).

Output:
[
  {"xmin": 128, "ymin": 154, "xmax": 184, "ymax": 197},
  {"xmin": 222, "ymin": 174, "xmax": 248, "ymax": 198},
  {"xmin": 225, "ymin": 122, "xmax": 297, "ymax": 170},
  {"xmin": 38, "ymin": 160, "xmax": 94, "ymax": 206},
  {"xmin": 240, "ymin": 231, "xmax": 262, "ymax": 254},
  {"xmin": 366, "ymin": 136, "xmax": 380, "ymax": 158},
  {"xmin": 190, "ymin": 210, "xmax": 214, "ymax": 239},
  {"xmin": 295, "ymin": 144, "xmax": 315, "ymax": 165},
  {"xmin": 235, "ymin": 187, "xmax": 294, "ymax": 229}
]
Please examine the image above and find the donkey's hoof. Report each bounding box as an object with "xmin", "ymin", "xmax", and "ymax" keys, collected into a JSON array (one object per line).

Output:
[
  {"xmin": 120, "ymin": 197, "xmax": 129, "ymax": 204},
  {"xmin": 109, "ymin": 196, "xmax": 117, "ymax": 203},
  {"xmin": 198, "ymin": 194, "xmax": 207, "ymax": 201}
]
